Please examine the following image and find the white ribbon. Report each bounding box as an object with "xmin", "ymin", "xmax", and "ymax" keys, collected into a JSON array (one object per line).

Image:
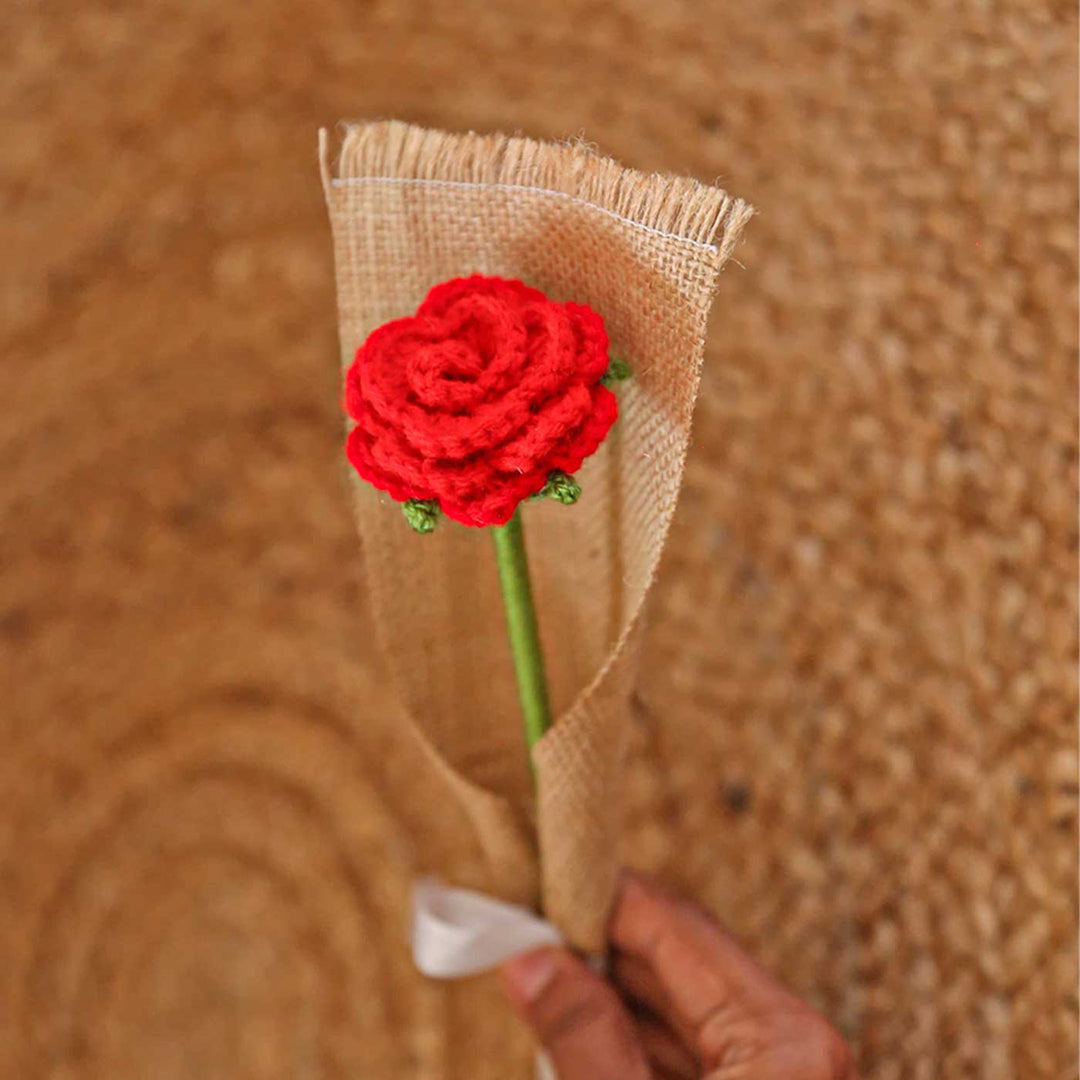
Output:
[
  {"xmin": 411, "ymin": 876, "xmax": 564, "ymax": 977},
  {"xmin": 411, "ymin": 877, "xmax": 567, "ymax": 1079}
]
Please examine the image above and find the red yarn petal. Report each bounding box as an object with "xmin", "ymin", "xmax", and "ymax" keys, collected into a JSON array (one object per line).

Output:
[
  {"xmin": 345, "ymin": 425, "xmax": 435, "ymax": 504},
  {"xmin": 342, "ymin": 275, "xmax": 618, "ymax": 527},
  {"xmin": 419, "ymin": 274, "xmax": 547, "ymax": 319},
  {"xmin": 549, "ymin": 384, "xmax": 619, "ymax": 475},
  {"xmin": 487, "ymin": 383, "xmax": 594, "ymax": 474},
  {"xmin": 565, "ymin": 302, "xmax": 611, "ymax": 384}
]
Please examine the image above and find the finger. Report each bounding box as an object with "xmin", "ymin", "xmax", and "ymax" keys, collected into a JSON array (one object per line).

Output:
[
  {"xmin": 740, "ymin": 1008, "xmax": 858, "ymax": 1080},
  {"xmin": 612, "ymin": 949, "xmax": 667, "ymax": 1009},
  {"xmin": 499, "ymin": 947, "xmax": 651, "ymax": 1080},
  {"xmin": 612, "ymin": 950, "xmax": 691, "ymax": 1043},
  {"xmin": 633, "ymin": 1013, "xmax": 700, "ymax": 1080},
  {"xmin": 613, "ymin": 954, "xmax": 678, "ymax": 1028},
  {"xmin": 611, "ymin": 871, "xmax": 855, "ymax": 1074},
  {"xmin": 610, "ymin": 871, "xmax": 797, "ymax": 1036}
]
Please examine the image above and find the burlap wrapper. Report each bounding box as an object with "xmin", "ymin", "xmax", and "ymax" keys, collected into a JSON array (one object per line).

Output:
[{"xmin": 320, "ymin": 121, "xmax": 752, "ymax": 951}]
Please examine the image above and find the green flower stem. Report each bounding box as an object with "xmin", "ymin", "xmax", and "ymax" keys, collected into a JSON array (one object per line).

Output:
[{"xmin": 491, "ymin": 508, "xmax": 553, "ymax": 768}]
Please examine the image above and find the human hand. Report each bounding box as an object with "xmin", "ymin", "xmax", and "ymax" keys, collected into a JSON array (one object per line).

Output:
[{"xmin": 499, "ymin": 871, "xmax": 855, "ymax": 1080}]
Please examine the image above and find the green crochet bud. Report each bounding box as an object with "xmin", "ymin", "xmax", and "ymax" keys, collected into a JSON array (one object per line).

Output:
[
  {"xmin": 402, "ymin": 498, "xmax": 441, "ymax": 534},
  {"xmin": 600, "ymin": 357, "xmax": 632, "ymax": 387},
  {"xmin": 539, "ymin": 470, "xmax": 581, "ymax": 505}
]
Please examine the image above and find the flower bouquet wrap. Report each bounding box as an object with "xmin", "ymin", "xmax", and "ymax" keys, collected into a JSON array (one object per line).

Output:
[{"xmin": 320, "ymin": 121, "xmax": 751, "ymax": 957}]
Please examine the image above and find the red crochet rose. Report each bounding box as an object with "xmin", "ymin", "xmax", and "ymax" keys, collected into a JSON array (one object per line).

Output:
[{"xmin": 344, "ymin": 275, "xmax": 618, "ymax": 528}]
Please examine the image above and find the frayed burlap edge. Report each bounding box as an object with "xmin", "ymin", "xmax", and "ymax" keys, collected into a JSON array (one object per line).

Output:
[{"xmin": 321, "ymin": 123, "xmax": 752, "ymax": 261}]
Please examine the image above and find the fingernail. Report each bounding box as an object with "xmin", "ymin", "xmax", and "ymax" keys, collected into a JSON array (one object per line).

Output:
[{"xmin": 501, "ymin": 948, "xmax": 559, "ymax": 1003}]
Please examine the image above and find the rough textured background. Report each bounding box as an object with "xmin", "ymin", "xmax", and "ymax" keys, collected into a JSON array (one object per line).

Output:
[{"xmin": 1, "ymin": 1, "xmax": 1076, "ymax": 1078}]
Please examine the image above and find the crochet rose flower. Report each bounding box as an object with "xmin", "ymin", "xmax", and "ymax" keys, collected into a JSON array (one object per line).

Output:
[{"xmin": 343, "ymin": 275, "xmax": 619, "ymax": 528}]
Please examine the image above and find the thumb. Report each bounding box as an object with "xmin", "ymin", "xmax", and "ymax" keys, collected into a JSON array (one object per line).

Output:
[{"xmin": 499, "ymin": 947, "xmax": 651, "ymax": 1080}]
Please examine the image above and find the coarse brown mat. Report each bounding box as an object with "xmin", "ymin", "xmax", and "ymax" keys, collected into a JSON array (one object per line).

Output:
[{"xmin": 1, "ymin": 2, "xmax": 1076, "ymax": 1079}]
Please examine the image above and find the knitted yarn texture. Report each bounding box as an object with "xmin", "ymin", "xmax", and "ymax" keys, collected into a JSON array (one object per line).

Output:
[{"xmin": 343, "ymin": 275, "xmax": 618, "ymax": 528}]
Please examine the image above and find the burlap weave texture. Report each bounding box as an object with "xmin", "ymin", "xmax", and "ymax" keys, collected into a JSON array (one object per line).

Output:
[{"xmin": 322, "ymin": 121, "xmax": 751, "ymax": 949}]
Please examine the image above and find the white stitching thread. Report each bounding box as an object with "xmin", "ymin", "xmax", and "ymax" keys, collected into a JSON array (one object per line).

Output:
[{"xmin": 330, "ymin": 175, "xmax": 722, "ymax": 253}]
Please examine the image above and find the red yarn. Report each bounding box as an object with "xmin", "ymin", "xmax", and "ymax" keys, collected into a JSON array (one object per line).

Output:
[{"xmin": 343, "ymin": 275, "xmax": 618, "ymax": 528}]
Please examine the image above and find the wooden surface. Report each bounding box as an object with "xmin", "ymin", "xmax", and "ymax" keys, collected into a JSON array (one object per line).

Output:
[{"xmin": 1, "ymin": 1, "xmax": 1076, "ymax": 1077}]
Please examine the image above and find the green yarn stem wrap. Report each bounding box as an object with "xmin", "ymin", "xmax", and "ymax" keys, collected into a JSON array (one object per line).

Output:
[{"xmin": 491, "ymin": 508, "xmax": 553, "ymax": 766}]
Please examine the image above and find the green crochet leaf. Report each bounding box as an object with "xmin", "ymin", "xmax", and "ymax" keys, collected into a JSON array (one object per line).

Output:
[
  {"xmin": 402, "ymin": 498, "xmax": 441, "ymax": 534},
  {"xmin": 531, "ymin": 470, "xmax": 581, "ymax": 505},
  {"xmin": 600, "ymin": 357, "xmax": 633, "ymax": 387}
]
